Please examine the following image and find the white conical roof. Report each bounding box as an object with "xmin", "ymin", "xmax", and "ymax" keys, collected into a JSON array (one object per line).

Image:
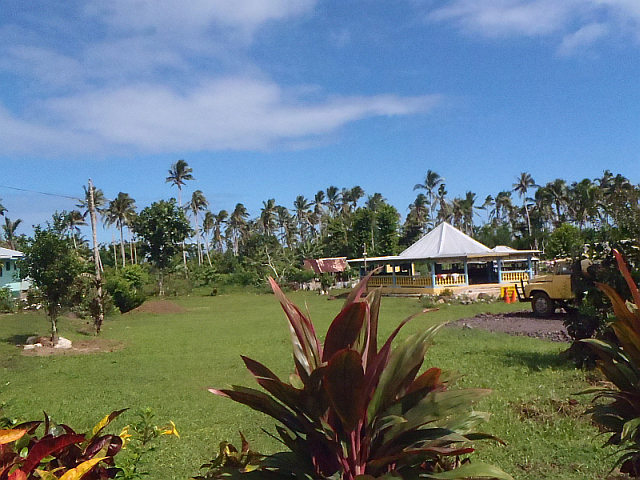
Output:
[{"xmin": 399, "ymin": 222, "xmax": 491, "ymax": 259}]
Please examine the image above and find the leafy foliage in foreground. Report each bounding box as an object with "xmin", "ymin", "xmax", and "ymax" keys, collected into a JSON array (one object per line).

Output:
[
  {"xmin": 582, "ymin": 249, "xmax": 640, "ymax": 476},
  {"xmin": 0, "ymin": 410, "xmax": 126, "ymax": 480},
  {"xmin": 210, "ymin": 275, "xmax": 512, "ymax": 480}
]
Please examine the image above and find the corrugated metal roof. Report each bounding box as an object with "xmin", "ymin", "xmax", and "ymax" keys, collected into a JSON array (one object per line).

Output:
[
  {"xmin": 0, "ymin": 247, "xmax": 23, "ymax": 259},
  {"xmin": 304, "ymin": 257, "xmax": 348, "ymax": 274},
  {"xmin": 399, "ymin": 222, "xmax": 490, "ymax": 259}
]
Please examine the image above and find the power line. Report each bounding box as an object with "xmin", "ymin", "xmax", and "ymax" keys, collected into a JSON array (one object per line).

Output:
[{"xmin": 0, "ymin": 185, "xmax": 80, "ymax": 201}]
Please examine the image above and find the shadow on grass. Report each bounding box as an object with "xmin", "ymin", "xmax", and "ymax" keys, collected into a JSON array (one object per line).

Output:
[
  {"xmin": 499, "ymin": 349, "xmax": 574, "ymax": 371},
  {"xmin": 2, "ymin": 334, "xmax": 37, "ymax": 346}
]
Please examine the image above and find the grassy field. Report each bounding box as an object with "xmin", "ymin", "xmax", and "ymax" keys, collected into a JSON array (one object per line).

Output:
[{"xmin": 0, "ymin": 292, "xmax": 614, "ymax": 479}]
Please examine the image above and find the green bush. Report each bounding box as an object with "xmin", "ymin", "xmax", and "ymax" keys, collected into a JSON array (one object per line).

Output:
[
  {"xmin": 105, "ymin": 267, "xmax": 147, "ymax": 313},
  {"xmin": 0, "ymin": 287, "xmax": 16, "ymax": 313}
]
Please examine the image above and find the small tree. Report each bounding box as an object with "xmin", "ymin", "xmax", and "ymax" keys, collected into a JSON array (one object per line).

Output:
[
  {"xmin": 19, "ymin": 223, "xmax": 84, "ymax": 340},
  {"xmin": 134, "ymin": 199, "xmax": 191, "ymax": 295}
]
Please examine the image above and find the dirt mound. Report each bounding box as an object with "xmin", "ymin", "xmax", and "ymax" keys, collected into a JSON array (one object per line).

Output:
[
  {"xmin": 128, "ymin": 299, "xmax": 188, "ymax": 315},
  {"xmin": 450, "ymin": 310, "xmax": 571, "ymax": 342}
]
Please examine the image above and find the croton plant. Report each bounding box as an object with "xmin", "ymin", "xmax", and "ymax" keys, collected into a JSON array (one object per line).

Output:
[
  {"xmin": 210, "ymin": 274, "xmax": 512, "ymax": 480},
  {"xmin": 0, "ymin": 410, "xmax": 126, "ymax": 480}
]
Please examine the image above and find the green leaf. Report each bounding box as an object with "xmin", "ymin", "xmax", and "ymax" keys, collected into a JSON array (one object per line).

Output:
[
  {"xmin": 621, "ymin": 417, "xmax": 640, "ymax": 444},
  {"xmin": 423, "ymin": 461, "xmax": 514, "ymax": 479},
  {"xmin": 369, "ymin": 323, "xmax": 444, "ymax": 422}
]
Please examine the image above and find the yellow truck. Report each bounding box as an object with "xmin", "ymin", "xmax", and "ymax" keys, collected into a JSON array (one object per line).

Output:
[{"xmin": 516, "ymin": 259, "xmax": 592, "ymax": 317}]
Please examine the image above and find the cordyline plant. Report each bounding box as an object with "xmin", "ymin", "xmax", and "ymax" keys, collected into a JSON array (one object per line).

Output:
[
  {"xmin": 0, "ymin": 410, "xmax": 126, "ymax": 480},
  {"xmin": 582, "ymin": 249, "xmax": 640, "ymax": 476},
  {"xmin": 210, "ymin": 274, "xmax": 512, "ymax": 480}
]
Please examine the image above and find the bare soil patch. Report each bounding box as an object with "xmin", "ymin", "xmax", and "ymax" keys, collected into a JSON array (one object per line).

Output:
[
  {"xmin": 21, "ymin": 338, "xmax": 124, "ymax": 357},
  {"xmin": 449, "ymin": 310, "xmax": 572, "ymax": 342},
  {"xmin": 127, "ymin": 299, "xmax": 188, "ymax": 315}
]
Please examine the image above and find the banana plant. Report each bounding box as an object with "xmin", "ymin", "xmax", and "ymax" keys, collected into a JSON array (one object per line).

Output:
[
  {"xmin": 582, "ymin": 249, "xmax": 640, "ymax": 476},
  {"xmin": 210, "ymin": 274, "xmax": 512, "ymax": 480}
]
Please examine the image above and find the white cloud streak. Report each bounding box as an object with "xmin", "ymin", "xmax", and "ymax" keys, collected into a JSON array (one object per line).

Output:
[
  {"xmin": 426, "ymin": 0, "xmax": 640, "ymax": 50},
  {"xmin": 0, "ymin": 78, "xmax": 440, "ymax": 156}
]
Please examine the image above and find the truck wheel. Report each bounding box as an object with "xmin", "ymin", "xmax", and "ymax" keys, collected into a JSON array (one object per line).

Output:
[{"xmin": 532, "ymin": 292, "xmax": 555, "ymax": 318}]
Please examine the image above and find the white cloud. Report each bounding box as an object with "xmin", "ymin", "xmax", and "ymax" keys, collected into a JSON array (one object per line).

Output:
[
  {"xmin": 427, "ymin": 0, "xmax": 639, "ymax": 42},
  {"xmin": 1, "ymin": 78, "xmax": 440, "ymax": 156},
  {"xmin": 87, "ymin": 0, "xmax": 317, "ymax": 34},
  {"xmin": 558, "ymin": 22, "xmax": 609, "ymax": 55},
  {"xmin": 428, "ymin": 0, "xmax": 576, "ymax": 37}
]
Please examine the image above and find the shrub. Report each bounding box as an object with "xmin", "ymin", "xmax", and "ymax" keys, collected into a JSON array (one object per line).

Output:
[
  {"xmin": 0, "ymin": 287, "xmax": 16, "ymax": 313},
  {"xmin": 581, "ymin": 250, "xmax": 640, "ymax": 475},
  {"xmin": 106, "ymin": 276, "xmax": 146, "ymax": 313},
  {"xmin": 0, "ymin": 410, "xmax": 126, "ymax": 480},
  {"xmin": 208, "ymin": 275, "xmax": 512, "ymax": 480}
]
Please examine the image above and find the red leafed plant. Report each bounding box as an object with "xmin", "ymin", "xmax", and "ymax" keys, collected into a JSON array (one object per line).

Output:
[
  {"xmin": 0, "ymin": 410, "xmax": 125, "ymax": 480},
  {"xmin": 209, "ymin": 274, "xmax": 512, "ymax": 480},
  {"xmin": 582, "ymin": 250, "xmax": 640, "ymax": 476}
]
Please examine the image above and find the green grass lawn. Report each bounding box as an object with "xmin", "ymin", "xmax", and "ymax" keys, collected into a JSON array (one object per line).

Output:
[{"xmin": 0, "ymin": 292, "xmax": 613, "ymax": 480}]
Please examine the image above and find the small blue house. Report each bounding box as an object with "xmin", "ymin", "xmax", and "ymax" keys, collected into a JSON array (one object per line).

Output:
[{"xmin": 0, "ymin": 247, "xmax": 29, "ymax": 296}]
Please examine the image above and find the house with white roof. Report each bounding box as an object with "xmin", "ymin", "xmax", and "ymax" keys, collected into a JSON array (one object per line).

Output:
[
  {"xmin": 347, "ymin": 222, "xmax": 538, "ymax": 294},
  {"xmin": 0, "ymin": 247, "xmax": 30, "ymax": 295}
]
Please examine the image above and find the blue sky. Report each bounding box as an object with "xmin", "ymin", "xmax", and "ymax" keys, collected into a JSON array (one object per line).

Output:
[{"xmin": 1, "ymin": 0, "xmax": 639, "ymax": 243}]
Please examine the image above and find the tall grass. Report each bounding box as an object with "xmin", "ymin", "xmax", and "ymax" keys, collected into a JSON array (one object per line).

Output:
[{"xmin": 0, "ymin": 293, "xmax": 609, "ymax": 479}]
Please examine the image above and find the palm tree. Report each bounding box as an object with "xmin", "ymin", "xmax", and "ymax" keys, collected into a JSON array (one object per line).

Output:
[
  {"xmin": 414, "ymin": 170, "xmax": 444, "ymax": 215},
  {"xmin": 494, "ymin": 191, "xmax": 513, "ymax": 224},
  {"xmin": 325, "ymin": 186, "xmax": 341, "ymax": 217},
  {"xmin": 227, "ymin": 203, "xmax": 249, "ymax": 256},
  {"xmin": 260, "ymin": 199, "xmax": 277, "ymax": 236},
  {"xmin": 77, "ymin": 185, "xmax": 107, "ymax": 216},
  {"xmin": 513, "ymin": 172, "xmax": 537, "ymax": 244},
  {"xmin": 275, "ymin": 206, "xmax": 296, "ymax": 248},
  {"xmin": 293, "ymin": 195, "xmax": 312, "ymax": 242},
  {"xmin": 435, "ymin": 184, "xmax": 449, "ymax": 224},
  {"xmin": 348, "ymin": 186, "xmax": 365, "ymax": 209},
  {"xmin": 187, "ymin": 190, "xmax": 209, "ymax": 265},
  {"xmin": 64, "ymin": 210, "xmax": 87, "ymax": 250},
  {"xmin": 407, "ymin": 193, "xmax": 430, "ymax": 235},
  {"xmin": 212, "ymin": 210, "xmax": 228, "ymax": 254},
  {"xmin": 0, "ymin": 199, "xmax": 6, "ymax": 217},
  {"xmin": 365, "ymin": 193, "xmax": 386, "ymax": 212},
  {"xmin": 105, "ymin": 192, "xmax": 136, "ymax": 267},
  {"xmin": 479, "ymin": 195, "xmax": 495, "ymax": 223},
  {"xmin": 461, "ymin": 191, "xmax": 478, "ymax": 235},
  {"xmin": 2, "ymin": 217, "xmax": 21, "ymax": 250},
  {"xmin": 166, "ymin": 159, "xmax": 194, "ymax": 207},
  {"xmin": 313, "ymin": 191, "xmax": 326, "ymax": 236}
]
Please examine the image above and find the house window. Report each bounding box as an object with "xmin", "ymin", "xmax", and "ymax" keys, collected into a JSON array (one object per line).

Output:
[{"xmin": 6, "ymin": 262, "xmax": 11, "ymax": 271}]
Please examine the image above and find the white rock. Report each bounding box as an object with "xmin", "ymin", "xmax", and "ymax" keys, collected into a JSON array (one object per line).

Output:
[
  {"xmin": 23, "ymin": 344, "xmax": 35, "ymax": 350},
  {"xmin": 54, "ymin": 337, "xmax": 72, "ymax": 349}
]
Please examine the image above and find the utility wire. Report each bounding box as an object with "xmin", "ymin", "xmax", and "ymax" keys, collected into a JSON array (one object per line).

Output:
[{"xmin": 0, "ymin": 185, "xmax": 80, "ymax": 201}]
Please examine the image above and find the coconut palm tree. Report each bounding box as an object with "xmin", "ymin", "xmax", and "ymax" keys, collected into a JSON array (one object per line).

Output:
[
  {"xmin": 166, "ymin": 159, "xmax": 194, "ymax": 207},
  {"xmin": 2, "ymin": 217, "xmax": 21, "ymax": 250},
  {"xmin": 414, "ymin": 170, "xmax": 444, "ymax": 216},
  {"xmin": 64, "ymin": 210, "xmax": 87, "ymax": 250},
  {"xmin": 313, "ymin": 191, "xmax": 326, "ymax": 236},
  {"xmin": 187, "ymin": 190, "xmax": 208, "ymax": 265},
  {"xmin": 105, "ymin": 192, "xmax": 137, "ymax": 267},
  {"xmin": 365, "ymin": 193, "xmax": 386, "ymax": 212},
  {"xmin": 77, "ymin": 186, "xmax": 107, "ymax": 217},
  {"xmin": 260, "ymin": 199, "xmax": 277, "ymax": 236},
  {"xmin": 227, "ymin": 203, "xmax": 249, "ymax": 256},
  {"xmin": 212, "ymin": 210, "xmax": 228, "ymax": 254},
  {"xmin": 513, "ymin": 172, "xmax": 538, "ymax": 244},
  {"xmin": 293, "ymin": 195, "xmax": 312, "ymax": 242},
  {"xmin": 407, "ymin": 193, "xmax": 430, "ymax": 234},
  {"xmin": 0, "ymin": 199, "xmax": 6, "ymax": 217},
  {"xmin": 325, "ymin": 186, "xmax": 341, "ymax": 217}
]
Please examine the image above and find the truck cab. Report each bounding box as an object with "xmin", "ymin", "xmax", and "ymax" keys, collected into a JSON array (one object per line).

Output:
[{"xmin": 520, "ymin": 260, "xmax": 577, "ymax": 317}]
